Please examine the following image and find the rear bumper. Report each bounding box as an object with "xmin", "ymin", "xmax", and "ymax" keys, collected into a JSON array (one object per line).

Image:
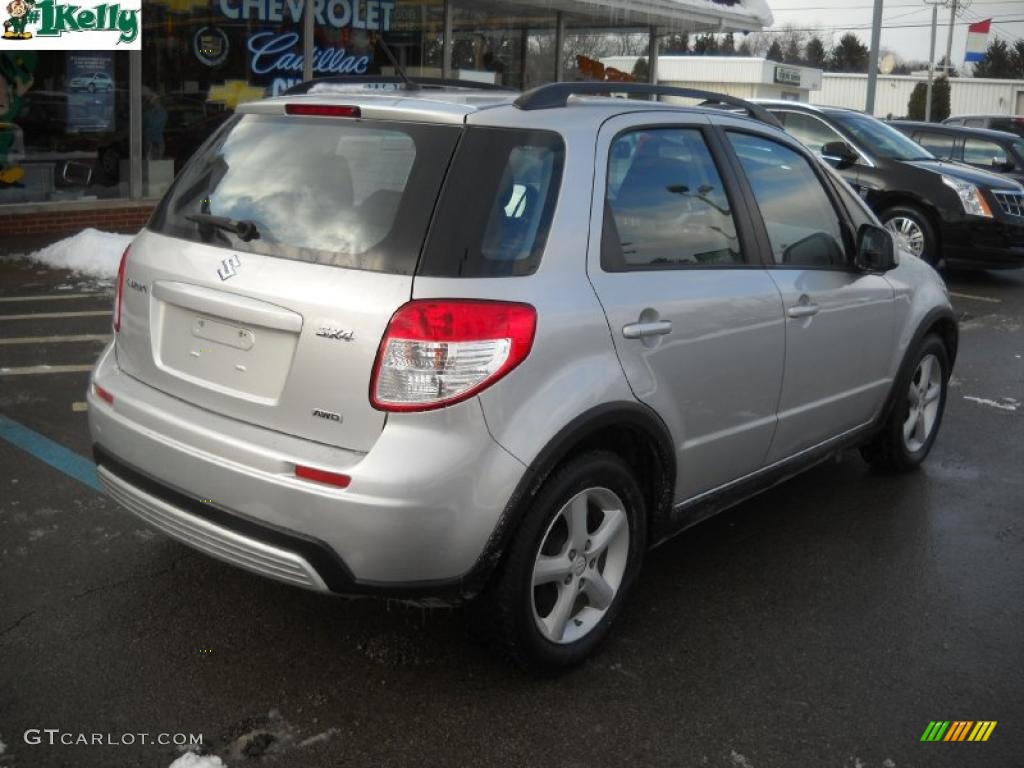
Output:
[
  {"xmin": 940, "ymin": 216, "xmax": 1024, "ymax": 269},
  {"xmin": 87, "ymin": 343, "xmax": 526, "ymax": 600}
]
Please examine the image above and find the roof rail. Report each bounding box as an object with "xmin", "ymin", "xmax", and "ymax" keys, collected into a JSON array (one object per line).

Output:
[
  {"xmin": 284, "ymin": 76, "xmax": 515, "ymax": 96},
  {"xmin": 513, "ymin": 82, "xmax": 782, "ymax": 128}
]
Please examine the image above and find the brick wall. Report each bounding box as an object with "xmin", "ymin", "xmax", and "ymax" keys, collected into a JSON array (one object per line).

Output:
[{"xmin": 0, "ymin": 204, "xmax": 155, "ymax": 237}]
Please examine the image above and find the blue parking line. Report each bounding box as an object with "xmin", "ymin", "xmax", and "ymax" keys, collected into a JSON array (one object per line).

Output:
[{"xmin": 0, "ymin": 414, "xmax": 100, "ymax": 491}]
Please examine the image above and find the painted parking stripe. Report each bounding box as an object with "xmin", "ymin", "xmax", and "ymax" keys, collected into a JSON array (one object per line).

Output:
[
  {"xmin": 0, "ymin": 413, "xmax": 99, "ymax": 491},
  {"xmin": 0, "ymin": 365, "xmax": 94, "ymax": 376},
  {"xmin": 0, "ymin": 293, "xmax": 107, "ymax": 303},
  {"xmin": 949, "ymin": 291, "xmax": 1001, "ymax": 304},
  {"xmin": 0, "ymin": 310, "xmax": 111, "ymax": 321},
  {"xmin": 0, "ymin": 334, "xmax": 111, "ymax": 345}
]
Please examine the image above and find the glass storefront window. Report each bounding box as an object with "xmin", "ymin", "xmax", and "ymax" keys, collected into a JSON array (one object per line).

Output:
[
  {"xmin": 0, "ymin": 1, "xmax": 715, "ymax": 213},
  {"xmin": 0, "ymin": 51, "xmax": 129, "ymax": 204},
  {"xmin": 450, "ymin": 1, "xmax": 555, "ymax": 90}
]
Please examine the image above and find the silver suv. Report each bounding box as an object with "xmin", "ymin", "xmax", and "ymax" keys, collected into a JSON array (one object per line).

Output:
[{"xmin": 88, "ymin": 80, "xmax": 957, "ymax": 671}]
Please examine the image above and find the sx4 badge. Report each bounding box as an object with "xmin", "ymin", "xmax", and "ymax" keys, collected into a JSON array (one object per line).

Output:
[{"xmin": 0, "ymin": 0, "xmax": 141, "ymax": 50}]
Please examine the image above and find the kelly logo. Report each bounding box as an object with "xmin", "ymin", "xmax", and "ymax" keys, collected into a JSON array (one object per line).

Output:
[
  {"xmin": 0, "ymin": 0, "xmax": 141, "ymax": 49},
  {"xmin": 920, "ymin": 721, "xmax": 997, "ymax": 742}
]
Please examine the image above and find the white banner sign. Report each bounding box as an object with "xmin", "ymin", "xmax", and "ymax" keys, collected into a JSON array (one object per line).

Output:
[{"xmin": 0, "ymin": 0, "xmax": 141, "ymax": 50}]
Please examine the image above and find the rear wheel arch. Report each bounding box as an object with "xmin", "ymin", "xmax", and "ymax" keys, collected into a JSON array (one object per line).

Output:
[{"xmin": 479, "ymin": 403, "xmax": 676, "ymax": 582}]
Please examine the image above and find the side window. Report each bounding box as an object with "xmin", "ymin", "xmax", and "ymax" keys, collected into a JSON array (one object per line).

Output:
[
  {"xmin": 727, "ymin": 132, "xmax": 847, "ymax": 269},
  {"xmin": 822, "ymin": 164, "xmax": 877, "ymax": 230},
  {"xmin": 778, "ymin": 111, "xmax": 846, "ymax": 156},
  {"xmin": 602, "ymin": 128, "xmax": 742, "ymax": 270},
  {"xmin": 913, "ymin": 131, "xmax": 956, "ymax": 160},
  {"xmin": 963, "ymin": 138, "xmax": 1008, "ymax": 167},
  {"xmin": 963, "ymin": 118, "xmax": 986, "ymax": 128}
]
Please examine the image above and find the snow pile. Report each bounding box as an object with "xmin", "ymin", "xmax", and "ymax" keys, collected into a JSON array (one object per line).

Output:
[
  {"xmin": 22, "ymin": 228, "xmax": 135, "ymax": 279},
  {"xmin": 169, "ymin": 752, "xmax": 226, "ymax": 768}
]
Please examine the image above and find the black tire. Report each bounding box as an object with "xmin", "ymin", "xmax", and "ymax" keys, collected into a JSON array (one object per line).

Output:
[
  {"xmin": 881, "ymin": 204, "xmax": 939, "ymax": 266},
  {"xmin": 475, "ymin": 451, "xmax": 647, "ymax": 673},
  {"xmin": 861, "ymin": 334, "xmax": 949, "ymax": 472}
]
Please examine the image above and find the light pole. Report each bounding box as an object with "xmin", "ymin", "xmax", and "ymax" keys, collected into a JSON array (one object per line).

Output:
[
  {"xmin": 865, "ymin": 0, "xmax": 885, "ymax": 114},
  {"xmin": 924, "ymin": 0, "xmax": 941, "ymax": 120}
]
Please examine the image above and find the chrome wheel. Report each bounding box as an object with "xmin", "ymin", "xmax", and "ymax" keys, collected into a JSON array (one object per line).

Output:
[
  {"xmin": 885, "ymin": 216, "xmax": 925, "ymax": 258},
  {"xmin": 903, "ymin": 353, "xmax": 942, "ymax": 453},
  {"xmin": 531, "ymin": 486, "xmax": 630, "ymax": 645}
]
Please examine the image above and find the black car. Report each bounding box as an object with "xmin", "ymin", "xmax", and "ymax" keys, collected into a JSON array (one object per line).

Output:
[
  {"xmin": 755, "ymin": 101, "xmax": 1024, "ymax": 269},
  {"xmin": 943, "ymin": 114, "xmax": 1024, "ymax": 139},
  {"xmin": 889, "ymin": 121, "xmax": 1024, "ymax": 185}
]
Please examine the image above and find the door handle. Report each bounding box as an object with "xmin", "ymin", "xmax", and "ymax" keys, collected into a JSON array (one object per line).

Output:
[
  {"xmin": 787, "ymin": 303, "xmax": 820, "ymax": 319},
  {"xmin": 622, "ymin": 320, "xmax": 673, "ymax": 339}
]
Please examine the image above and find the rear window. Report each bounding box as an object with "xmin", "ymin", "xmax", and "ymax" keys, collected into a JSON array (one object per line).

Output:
[
  {"xmin": 418, "ymin": 127, "xmax": 565, "ymax": 277},
  {"xmin": 149, "ymin": 114, "xmax": 460, "ymax": 274}
]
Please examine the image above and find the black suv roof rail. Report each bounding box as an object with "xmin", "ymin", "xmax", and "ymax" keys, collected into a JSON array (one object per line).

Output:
[
  {"xmin": 513, "ymin": 82, "xmax": 782, "ymax": 128},
  {"xmin": 284, "ymin": 75, "xmax": 515, "ymax": 96}
]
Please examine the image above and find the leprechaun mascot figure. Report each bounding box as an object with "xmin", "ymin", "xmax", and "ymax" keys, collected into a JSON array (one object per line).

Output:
[
  {"xmin": 0, "ymin": 51, "xmax": 36, "ymax": 186},
  {"xmin": 3, "ymin": 0, "xmax": 36, "ymax": 39}
]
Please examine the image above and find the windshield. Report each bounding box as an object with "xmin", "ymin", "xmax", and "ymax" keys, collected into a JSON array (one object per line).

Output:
[
  {"xmin": 832, "ymin": 113, "xmax": 935, "ymax": 161},
  {"xmin": 149, "ymin": 114, "xmax": 460, "ymax": 274},
  {"xmin": 1012, "ymin": 139, "xmax": 1024, "ymax": 164}
]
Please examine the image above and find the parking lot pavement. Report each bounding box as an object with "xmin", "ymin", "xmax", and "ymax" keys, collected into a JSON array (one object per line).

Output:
[{"xmin": 0, "ymin": 258, "xmax": 1021, "ymax": 768}]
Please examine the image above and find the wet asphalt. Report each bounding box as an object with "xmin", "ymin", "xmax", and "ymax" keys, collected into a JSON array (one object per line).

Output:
[{"xmin": 0, "ymin": 255, "xmax": 1021, "ymax": 768}]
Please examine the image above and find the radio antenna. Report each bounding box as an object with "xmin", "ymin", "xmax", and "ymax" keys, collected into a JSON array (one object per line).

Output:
[{"xmin": 375, "ymin": 14, "xmax": 416, "ymax": 91}]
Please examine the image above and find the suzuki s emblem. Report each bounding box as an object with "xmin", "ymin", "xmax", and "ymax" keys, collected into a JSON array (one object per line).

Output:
[{"xmin": 217, "ymin": 255, "xmax": 241, "ymax": 281}]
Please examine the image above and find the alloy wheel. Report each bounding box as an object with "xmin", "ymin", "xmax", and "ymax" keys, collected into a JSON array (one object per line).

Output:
[
  {"xmin": 903, "ymin": 352, "xmax": 942, "ymax": 453},
  {"xmin": 530, "ymin": 486, "xmax": 630, "ymax": 645},
  {"xmin": 885, "ymin": 216, "xmax": 925, "ymax": 258}
]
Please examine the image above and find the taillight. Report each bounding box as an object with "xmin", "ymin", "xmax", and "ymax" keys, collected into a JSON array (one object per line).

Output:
[
  {"xmin": 370, "ymin": 300, "xmax": 537, "ymax": 412},
  {"xmin": 285, "ymin": 104, "xmax": 361, "ymax": 118},
  {"xmin": 113, "ymin": 246, "xmax": 129, "ymax": 332}
]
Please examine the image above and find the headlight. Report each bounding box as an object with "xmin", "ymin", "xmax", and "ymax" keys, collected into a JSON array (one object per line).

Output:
[{"xmin": 942, "ymin": 175, "xmax": 993, "ymax": 218}]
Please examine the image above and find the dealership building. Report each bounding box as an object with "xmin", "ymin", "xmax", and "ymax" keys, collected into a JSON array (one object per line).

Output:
[{"xmin": 0, "ymin": 0, "xmax": 771, "ymax": 238}]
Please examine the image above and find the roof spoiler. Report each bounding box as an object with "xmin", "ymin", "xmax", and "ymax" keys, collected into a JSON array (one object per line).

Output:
[
  {"xmin": 284, "ymin": 76, "xmax": 515, "ymax": 96},
  {"xmin": 513, "ymin": 82, "xmax": 783, "ymax": 129}
]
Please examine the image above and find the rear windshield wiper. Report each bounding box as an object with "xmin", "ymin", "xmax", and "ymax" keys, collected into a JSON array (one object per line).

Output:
[{"xmin": 185, "ymin": 213, "xmax": 260, "ymax": 242}]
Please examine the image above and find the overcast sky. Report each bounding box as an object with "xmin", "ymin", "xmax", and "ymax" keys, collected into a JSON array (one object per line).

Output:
[{"xmin": 762, "ymin": 0, "xmax": 1024, "ymax": 66}]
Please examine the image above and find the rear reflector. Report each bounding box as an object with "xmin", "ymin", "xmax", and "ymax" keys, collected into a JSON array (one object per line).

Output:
[
  {"xmin": 295, "ymin": 465, "xmax": 351, "ymax": 489},
  {"xmin": 370, "ymin": 300, "xmax": 537, "ymax": 412},
  {"xmin": 285, "ymin": 104, "xmax": 361, "ymax": 118},
  {"xmin": 94, "ymin": 384, "xmax": 114, "ymax": 405}
]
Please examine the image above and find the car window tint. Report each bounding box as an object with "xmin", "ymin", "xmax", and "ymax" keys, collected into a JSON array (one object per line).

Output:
[
  {"xmin": 913, "ymin": 131, "xmax": 956, "ymax": 160},
  {"xmin": 727, "ymin": 132, "xmax": 846, "ymax": 269},
  {"xmin": 419, "ymin": 127, "xmax": 564, "ymax": 277},
  {"xmin": 778, "ymin": 111, "xmax": 845, "ymax": 156},
  {"xmin": 602, "ymin": 128, "xmax": 741, "ymax": 270},
  {"xmin": 822, "ymin": 163, "xmax": 876, "ymax": 230},
  {"xmin": 963, "ymin": 137, "xmax": 1008, "ymax": 167}
]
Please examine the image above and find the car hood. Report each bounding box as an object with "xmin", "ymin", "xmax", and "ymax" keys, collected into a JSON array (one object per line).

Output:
[{"xmin": 905, "ymin": 158, "xmax": 1023, "ymax": 189}]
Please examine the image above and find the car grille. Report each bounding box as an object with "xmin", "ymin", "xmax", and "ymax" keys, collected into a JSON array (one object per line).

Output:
[{"xmin": 993, "ymin": 190, "xmax": 1024, "ymax": 218}]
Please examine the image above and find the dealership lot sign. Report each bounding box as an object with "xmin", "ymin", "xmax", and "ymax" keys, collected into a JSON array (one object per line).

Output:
[{"xmin": 0, "ymin": 0, "xmax": 141, "ymax": 49}]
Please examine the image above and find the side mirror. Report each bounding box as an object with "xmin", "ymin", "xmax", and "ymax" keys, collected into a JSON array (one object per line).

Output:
[
  {"xmin": 822, "ymin": 140, "xmax": 858, "ymax": 168},
  {"xmin": 855, "ymin": 223, "xmax": 898, "ymax": 272},
  {"xmin": 992, "ymin": 158, "xmax": 1014, "ymax": 173}
]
